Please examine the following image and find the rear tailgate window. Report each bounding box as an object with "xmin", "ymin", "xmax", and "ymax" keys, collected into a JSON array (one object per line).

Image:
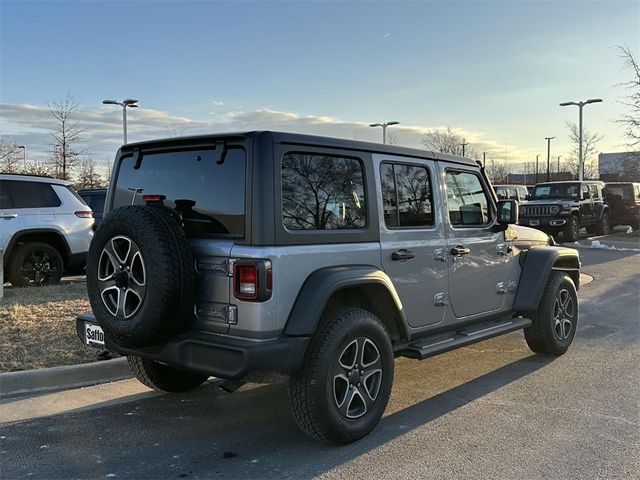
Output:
[{"xmin": 113, "ymin": 147, "xmax": 246, "ymax": 238}]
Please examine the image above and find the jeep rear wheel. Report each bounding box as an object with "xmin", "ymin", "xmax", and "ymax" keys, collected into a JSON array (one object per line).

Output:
[
  {"xmin": 524, "ymin": 271, "xmax": 578, "ymax": 356},
  {"xmin": 288, "ymin": 308, "xmax": 393, "ymax": 444},
  {"xmin": 8, "ymin": 242, "xmax": 63, "ymax": 287},
  {"xmin": 563, "ymin": 215, "xmax": 580, "ymax": 242},
  {"xmin": 128, "ymin": 355, "xmax": 208, "ymax": 392},
  {"xmin": 595, "ymin": 212, "xmax": 609, "ymax": 236}
]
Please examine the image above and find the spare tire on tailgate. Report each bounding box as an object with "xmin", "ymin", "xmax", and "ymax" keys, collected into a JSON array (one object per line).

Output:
[{"xmin": 86, "ymin": 205, "xmax": 196, "ymax": 348}]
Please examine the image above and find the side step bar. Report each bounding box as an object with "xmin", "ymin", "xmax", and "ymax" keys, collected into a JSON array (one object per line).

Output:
[{"xmin": 397, "ymin": 317, "xmax": 532, "ymax": 360}]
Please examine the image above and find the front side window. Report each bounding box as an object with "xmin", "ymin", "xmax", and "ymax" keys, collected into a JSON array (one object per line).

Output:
[
  {"xmin": 445, "ymin": 170, "xmax": 491, "ymax": 226},
  {"xmin": 114, "ymin": 147, "xmax": 246, "ymax": 238},
  {"xmin": 281, "ymin": 152, "xmax": 366, "ymax": 230},
  {"xmin": 5, "ymin": 180, "xmax": 61, "ymax": 208},
  {"xmin": 381, "ymin": 162, "xmax": 433, "ymax": 228}
]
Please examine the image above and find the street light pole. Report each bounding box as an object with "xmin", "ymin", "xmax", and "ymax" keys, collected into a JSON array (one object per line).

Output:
[
  {"xmin": 559, "ymin": 98, "xmax": 603, "ymax": 181},
  {"xmin": 103, "ymin": 98, "xmax": 139, "ymax": 144},
  {"xmin": 557, "ymin": 155, "xmax": 562, "ymax": 179},
  {"xmin": 461, "ymin": 139, "xmax": 469, "ymax": 157},
  {"xmin": 545, "ymin": 136, "xmax": 555, "ymax": 182},
  {"xmin": 369, "ymin": 121, "xmax": 399, "ymax": 145},
  {"xmin": 17, "ymin": 145, "xmax": 26, "ymax": 169},
  {"xmin": 535, "ymin": 154, "xmax": 541, "ymax": 184}
]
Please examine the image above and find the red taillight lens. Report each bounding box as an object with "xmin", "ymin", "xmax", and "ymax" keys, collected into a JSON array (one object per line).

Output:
[
  {"xmin": 234, "ymin": 263, "xmax": 258, "ymax": 300},
  {"xmin": 74, "ymin": 210, "xmax": 93, "ymax": 218}
]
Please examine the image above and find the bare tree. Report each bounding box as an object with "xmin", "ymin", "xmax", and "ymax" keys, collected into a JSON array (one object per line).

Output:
[
  {"xmin": 421, "ymin": 127, "xmax": 476, "ymax": 158},
  {"xmin": 386, "ymin": 131, "xmax": 398, "ymax": 146},
  {"xmin": 0, "ymin": 138, "xmax": 22, "ymax": 173},
  {"xmin": 616, "ymin": 45, "xmax": 640, "ymax": 153},
  {"xmin": 75, "ymin": 157, "xmax": 103, "ymax": 189},
  {"xmin": 565, "ymin": 121, "xmax": 602, "ymax": 179},
  {"xmin": 103, "ymin": 160, "xmax": 113, "ymax": 186},
  {"xmin": 48, "ymin": 93, "xmax": 84, "ymax": 180}
]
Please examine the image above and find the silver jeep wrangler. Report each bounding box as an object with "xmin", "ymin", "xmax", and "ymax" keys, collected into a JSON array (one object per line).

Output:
[{"xmin": 77, "ymin": 131, "xmax": 580, "ymax": 444}]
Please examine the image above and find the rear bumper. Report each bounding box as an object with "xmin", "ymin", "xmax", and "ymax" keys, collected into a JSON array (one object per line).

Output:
[{"xmin": 76, "ymin": 312, "xmax": 310, "ymax": 380}]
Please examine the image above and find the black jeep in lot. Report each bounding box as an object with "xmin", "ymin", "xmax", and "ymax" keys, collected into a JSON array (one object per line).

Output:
[
  {"xmin": 604, "ymin": 182, "xmax": 640, "ymax": 230},
  {"xmin": 518, "ymin": 181, "xmax": 609, "ymax": 242}
]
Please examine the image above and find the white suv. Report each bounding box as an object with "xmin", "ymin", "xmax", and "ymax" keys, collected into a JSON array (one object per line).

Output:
[{"xmin": 0, "ymin": 173, "xmax": 94, "ymax": 286}]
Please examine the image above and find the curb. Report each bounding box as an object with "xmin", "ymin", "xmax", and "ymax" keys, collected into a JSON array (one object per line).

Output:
[{"xmin": 0, "ymin": 357, "xmax": 133, "ymax": 399}]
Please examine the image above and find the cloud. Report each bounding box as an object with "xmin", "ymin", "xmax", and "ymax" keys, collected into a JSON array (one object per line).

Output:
[{"xmin": 0, "ymin": 102, "xmax": 536, "ymax": 168}]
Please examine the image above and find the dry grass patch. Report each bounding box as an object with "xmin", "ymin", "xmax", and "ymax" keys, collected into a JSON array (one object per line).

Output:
[{"xmin": 0, "ymin": 283, "xmax": 102, "ymax": 372}]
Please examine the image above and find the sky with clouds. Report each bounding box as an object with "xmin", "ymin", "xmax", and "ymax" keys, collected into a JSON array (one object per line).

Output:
[{"xmin": 1, "ymin": 0, "xmax": 638, "ymax": 169}]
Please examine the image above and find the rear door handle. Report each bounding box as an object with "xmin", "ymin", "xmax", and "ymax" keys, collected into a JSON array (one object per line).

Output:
[
  {"xmin": 391, "ymin": 249, "xmax": 416, "ymax": 261},
  {"xmin": 0, "ymin": 214, "xmax": 18, "ymax": 219},
  {"xmin": 450, "ymin": 245, "xmax": 471, "ymax": 256}
]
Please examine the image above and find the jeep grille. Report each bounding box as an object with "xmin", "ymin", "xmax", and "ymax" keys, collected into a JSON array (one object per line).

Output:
[{"xmin": 521, "ymin": 205, "xmax": 553, "ymax": 217}]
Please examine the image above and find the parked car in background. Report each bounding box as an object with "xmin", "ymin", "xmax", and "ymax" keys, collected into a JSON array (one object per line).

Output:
[
  {"xmin": 603, "ymin": 182, "xmax": 640, "ymax": 230},
  {"xmin": 78, "ymin": 188, "xmax": 107, "ymax": 228},
  {"xmin": 0, "ymin": 173, "xmax": 93, "ymax": 286},
  {"xmin": 494, "ymin": 184, "xmax": 529, "ymax": 203},
  {"xmin": 518, "ymin": 180, "xmax": 609, "ymax": 242}
]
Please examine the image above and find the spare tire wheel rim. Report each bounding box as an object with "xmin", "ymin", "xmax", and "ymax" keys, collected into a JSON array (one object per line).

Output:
[
  {"xmin": 333, "ymin": 337, "xmax": 383, "ymax": 419},
  {"xmin": 98, "ymin": 235, "xmax": 147, "ymax": 319}
]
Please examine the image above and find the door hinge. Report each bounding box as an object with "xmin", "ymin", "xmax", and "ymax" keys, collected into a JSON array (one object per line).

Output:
[
  {"xmin": 196, "ymin": 258, "xmax": 235, "ymax": 276},
  {"xmin": 196, "ymin": 304, "xmax": 238, "ymax": 324},
  {"xmin": 434, "ymin": 292, "xmax": 449, "ymax": 306}
]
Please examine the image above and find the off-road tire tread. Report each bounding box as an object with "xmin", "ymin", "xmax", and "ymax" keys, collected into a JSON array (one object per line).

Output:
[
  {"xmin": 524, "ymin": 271, "xmax": 577, "ymax": 356},
  {"xmin": 595, "ymin": 212, "xmax": 609, "ymax": 236},
  {"xmin": 563, "ymin": 215, "xmax": 580, "ymax": 242},
  {"xmin": 87, "ymin": 206, "xmax": 195, "ymax": 347},
  {"xmin": 127, "ymin": 355, "xmax": 207, "ymax": 392},
  {"xmin": 288, "ymin": 307, "xmax": 391, "ymax": 444}
]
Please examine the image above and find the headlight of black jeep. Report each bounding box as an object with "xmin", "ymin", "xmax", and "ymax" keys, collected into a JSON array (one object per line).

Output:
[{"xmin": 550, "ymin": 205, "xmax": 560, "ymax": 214}]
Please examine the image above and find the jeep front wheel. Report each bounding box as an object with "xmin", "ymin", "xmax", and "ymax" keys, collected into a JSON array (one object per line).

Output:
[
  {"xmin": 563, "ymin": 215, "xmax": 580, "ymax": 242},
  {"xmin": 524, "ymin": 272, "xmax": 578, "ymax": 356},
  {"xmin": 288, "ymin": 308, "xmax": 394, "ymax": 444}
]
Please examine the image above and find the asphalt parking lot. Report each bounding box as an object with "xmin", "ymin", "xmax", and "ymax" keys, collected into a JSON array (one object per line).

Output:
[{"xmin": 1, "ymin": 247, "xmax": 638, "ymax": 479}]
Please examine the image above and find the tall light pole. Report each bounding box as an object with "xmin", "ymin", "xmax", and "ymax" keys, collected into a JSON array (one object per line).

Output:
[
  {"xmin": 545, "ymin": 136, "xmax": 555, "ymax": 182},
  {"xmin": 535, "ymin": 154, "xmax": 541, "ymax": 184},
  {"xmin": 103, "ymin": 98, "xmax": 139, "ymax": 144},
  {"xmin": 17, "ymin": 145, "xmax": 26, "ymax": 169},
  {"xmin": 369, "ymin": 121, "xmax": 399, "ymax": 145},
  {"xmin": 460, "ymin": 138, "xmax": 469, "ymax": 157},
  {"xmin": 557, "ymin": 155, "xmax": 562, "ymax": 179},
  {"xmin": 559, "ymin": 98, "xmax": 602, "ymax": 181}
]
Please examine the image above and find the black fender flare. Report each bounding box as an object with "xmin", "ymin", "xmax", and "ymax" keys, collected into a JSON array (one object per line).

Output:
[
  {"xmin": 513, "ymin": 246, "xmax": 580, "ymax": 311},
  {"xmin": 283, "ymin": 265, "xmax": 407, "ymax": 337}
]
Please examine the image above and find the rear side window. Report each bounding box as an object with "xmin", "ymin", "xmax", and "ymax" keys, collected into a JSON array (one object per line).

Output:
[
  {"xmin": 445, "ymin": 170, "xmax": 491, "ymax": 226},
  {"xmin": 113, "ymin": 147, "xmax": 246, "ymax": 238},
  {"xmin": 0, "ymin": 180, "xmax": 14, "ymax": 209},
  {"xmin": 4, "ymin": 180, "xmax": 61, "ymax": 208},
  {"xmin": 380, "ymin": 162, "xmax": 433, "ymax": 228},
  {"xmin": 281, "ymin": 152, "xmax": 366, "ymax": 230}
]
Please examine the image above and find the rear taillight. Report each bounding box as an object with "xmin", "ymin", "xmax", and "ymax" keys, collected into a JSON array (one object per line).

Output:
[
  {"xmin": 232, "ymin": 260, "xmax": 272, "ymax": 301},
  {"xmin": 74, "ymin": 210, "xmax": 93, "ymax": 218},
  {"xmin": 234, "ymin": 263, "xmax": 258, "ymax": 300}
]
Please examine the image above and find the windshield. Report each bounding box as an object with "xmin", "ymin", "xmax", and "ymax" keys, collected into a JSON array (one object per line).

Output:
[{"xmin": 531, "ymin": 183, "xmax": 580, "ymax": 200}]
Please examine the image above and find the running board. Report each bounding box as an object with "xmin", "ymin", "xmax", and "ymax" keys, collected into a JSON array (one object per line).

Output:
[{"xmin": 397, "ymin": 318, "xmax": 532, "ymax": 360}]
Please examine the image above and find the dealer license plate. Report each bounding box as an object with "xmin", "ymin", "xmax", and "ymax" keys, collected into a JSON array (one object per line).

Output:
[
  {"xmin": 85, "ymin": 323, "xmax": 105, "ymax": 348},
  {"xmin": 529, "ymin": 219, "xmax": 540, "ymax": 226}
]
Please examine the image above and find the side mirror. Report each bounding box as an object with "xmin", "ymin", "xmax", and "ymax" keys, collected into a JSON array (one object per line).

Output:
[{"xmin": 497, "ymin": 199, "xmax": 519, "ymax": 225}]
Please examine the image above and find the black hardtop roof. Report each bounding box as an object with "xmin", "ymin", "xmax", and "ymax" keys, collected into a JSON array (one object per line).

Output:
[
  {"xmin": 121, "ymin": 130, "xmax": 478, "ymax": 167},
  {"xmin": 534, "ymin": 180, "xmax": 604, "ymax": 185}
]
